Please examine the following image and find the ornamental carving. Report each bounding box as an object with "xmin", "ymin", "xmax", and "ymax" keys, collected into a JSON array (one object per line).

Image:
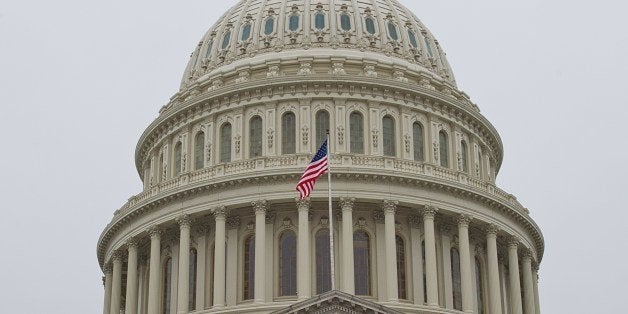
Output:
[
  {"xmin": 332, "ymin": 62, "xmax": 346, "ymax": 75},
  {"xmin": 213, "ymin": 206, "xmax": 228, "ymax": 218},
  {"xmin": 382, "ymin": 200, "xmax": 398, "ymax": 214},
  {"xmin": 147, "ymin": 226, "xmax": 162, "ymax": 239},
  {"xmin": 404, "ymin": 134, "xmax": 411, "ymax": 153},
  {"xmin": 393, "ymin": 70, "xmax": 408, "ymax": 83},
  {"xmin": 235, "ymin": 70, "xmax": 250, "ymax": 83},
  {"xmin": 364, "ymin": 65, "xmax": 378, "ymax": 77},
  {"xmin": 337, "ymin": 126, "xmax": 345, "ymax": 145},
  {"xmin": 226, "ymin": 216, "xmax": 241, "ymax": 229},
  {"xmin": 265, "ymin": 210, "xmax": 276, "ymax": 224},
  {"xmin": 457, "ymin": 214, "xmax": 472, "ymax": 227},
  {"xmin": 234, "ymin": 135, "xmax": 241, "ymax": 154},
  {"xmin": 267, "ymin": 128, "xmax": 275, "ymax": 149},
  {"xmin": 371, "ymin": 129, "xmax": 379, "ymax": 148},
  {"xmin": 340, "ymin": 197, "xmax": 355, "ymax": 211},
  {"xmin": 252, "ymin": 199, "xmax": 269, "ymax": 214},
  {"xmin": 296, "ymin": 197, "xmax": 311, "ymax": 211},
  {"xmin": 302, "ymin": 125, "xmax": 309, "ymax": 146},
  {"xmin": 372, "ymin": 209, "xmax": 384, "ymax": 224},
  {"xmin": 422, "ymin": 205, "xmax": 438, "ymax": 219},
  {"xmin": 409, "ymin": 215, "xmax": 421, "ymax": 228},
  {"xmin": 297, "ymin": 62, "xmax": 312, "ymax": 75},
  {"xmin": 176, "ymin": 214, "xmax": 193, "ymax": 228},
  {"xmin": 267, "ymin": 65, "xmax": 280, "ymax": 78}
]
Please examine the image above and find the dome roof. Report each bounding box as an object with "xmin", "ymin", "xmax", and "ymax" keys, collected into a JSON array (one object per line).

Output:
[{"xmin": 181, "ymin": 0, "xmax": 456, "ymax": 89}]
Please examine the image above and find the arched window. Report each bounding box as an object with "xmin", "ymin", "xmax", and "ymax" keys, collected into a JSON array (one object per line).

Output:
[
  {"xmin": 282, "ymin": 112, "xmax": 296, "ymax": 154},
  {"xmin": 413, "ymin": 122, "xmax": 424, "ymax": 162},
  {"xmin": 249, "ymin": 116, "xmax": 263, "ymax": 158},
  {"xmin": 396, "ymin": 235, "xmax": 407, "ymax": 299},
  {"xmin": 221, "ymin": 31, "xmax": 231, "ymax": 49},
  {"xmin": 189, "ymin": 249, "xmax": 197, "ymax": 309},
  {"xmin": 451, "ymin": 248, "xmax": 462, "ymax": 310},
  {"xmin": 353, "ymin": 230, "xmax": 371, "ymax": 295},
  {"xmin": 461, "ymin": 140, "xmax": 469, "ymax": 172},
  {"xmin": 289, "ymin": 15, "xmax": 299, "ymax": 31},
  {"xmin": 315, "ymin": 228, "xmax": 331, "ymax": 294},
  {"xmin": 365, "ymin": 17, "xmax": 376, "ymax": 34},
  {"xmin": 349, "ymin": 112, "xmax": 364, "ymax": 154},
  {"xmin": 476, "ymin": 257, "xmax": 485, "ymax": 314},
  {"xmin": 220, "ymin": 123, "xmax": 232, "ymax": 163},
  {"xmin": 241, "ymin": 23, "xmax": 252, "ymax": 41},
  {"xmin": 382, "ymin": 116, "xmax": 396, "ymax": 157},
  {"xmin": 243, "ymin": 235, "xmax": 255, "ymax": 300},
  {"xmin": 439, "ymin": 131, "xmax": 449, "ymax": 167},
  {"xmin": 315, "ymin": 110, "xmax": 330, "ymax": 148},
  {"xmin": 264, "ymin": 17, "xmax": 275, "ymax": 35},
  {"xmin": 340, "ymin": 14, "xmax": 351, "ymax": 31},
  {"xmin": 422, "ymin": 240, "xmax": 427, "ymax": 303},
  {"xmin": 315, "ymin": 13, "xmax": 325, "ymax": 29},
  {"xmin": 279, "ymin": 230, "xmax": 297, "ymax": 296},
  {"xmin": 408, "ymin": 29, "xmax": 418, "ymax": 48},
  {"xmin": 205, "ymin": 40, "xmax": 214, "ymax": 58},
  {"xmin": 174, "ymin": 142, "xmax": 182, "ymax": 176},
  {"xmin": 194, "ymin": 132, "xmax": 205, "ymax": 170},
  {"xmin": 162, "ymin": 257, "xmax": 172, "ymax": 314},
  {"xmin": 388, "ymin": 22, "xmax": 398, "ymax": 40},
  {"xmin": 424, "ymin": 37, "xmax": 434, "ymax": 57}
]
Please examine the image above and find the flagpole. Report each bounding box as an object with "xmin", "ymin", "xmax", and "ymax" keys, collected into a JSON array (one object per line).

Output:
[{"xmin": 326, "ymin": 130, "xmax": 336, "ymax": 291}]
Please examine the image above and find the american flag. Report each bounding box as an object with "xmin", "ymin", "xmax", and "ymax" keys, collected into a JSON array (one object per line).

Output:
[{"xmin": 296, "ymin": 139, "xmax": 328, "ymax": 199}]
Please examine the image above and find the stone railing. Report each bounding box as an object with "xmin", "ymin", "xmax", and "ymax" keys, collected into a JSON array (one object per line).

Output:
[{"xmin": 114, "ymin": 154, "xmax": 527, "ymax": 218}]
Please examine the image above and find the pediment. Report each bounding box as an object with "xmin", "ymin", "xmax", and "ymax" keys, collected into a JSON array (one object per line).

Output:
[{"xmin": 271, "ymin": 290, "xmax": 403, "ymax": 314}]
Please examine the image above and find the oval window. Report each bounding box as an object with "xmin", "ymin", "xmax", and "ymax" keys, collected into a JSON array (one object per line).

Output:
[
  {"xmin": 241, "ymin": 24, "xmax": 251, "ymax": 41},
  {"xmin": 221, "ymin": 31, "xmax": 231, "ymax": 49},
  {"xmin": 365, "ymin": 17, "xmax": 376, "ymax": 34},
  {"xmin": 289, "ymin": 15, "xmax": 299, "ymax": 31},
  {"xmin": 388, "ymin": 22, "xmax": 398, "ymax": 40},
  {"xmin": 408, "ymin": 30, "xmax": 418, "ymax": 48},
  {"xmin": 315, "ymin": 13, "xmax": 325, "ymax": 29},
  {"xmin": 264, "ymin": 17, "xmax": 275, "ymax": 35},
  {"xmin": 340, "ymin": 14, "xmax": 351, "ymax": 31}
]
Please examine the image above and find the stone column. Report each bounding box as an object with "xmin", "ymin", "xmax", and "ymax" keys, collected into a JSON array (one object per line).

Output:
[
  {"xmin": 533, "ymin": 267, "xmax": 541, "ymax": 314},
  {"xmin": 103, "ymin": 266, "xmax": 112, "ymax": 314},
  {"xmin": 176, "ymin": 215, "xmax": 192, "ymax": 314},
  {"xmin": 423, "ymin": 205, "xmax": 439, "ymax": 307},
  {"xmin": 340, "ymin": 197, "xmax": 355, "ymax": 294},
  {"xmin": 296, "ymin": 198, "xmax": 312, "ymax": 300},
  {"xmin": 486, "ymin": 225, "xmax": 502, "ymax": 314},
  {"xmin": 383, "ymin": 200, "xmax": 399, "ymax": 302},
  {"xmin": 252, "ymin": 200, "xmax": 268, "ymax": 303},
  {"xmin": 147, "ymin": 227, "xmax": 162, "ymax": 314},
  {"xmin": 109, "ymin": 252, "xmax": 123, "ymax": 314},
  {"xmin": 457, "ymin": 215, "xmax": 474, "ymax": 313},
  {"xmin": 441, "ymin": 225, "xmax": 453, "ymax": 309},
  {"xmin": 509, "ymin": 239, "xmax": 523, "ymax": 314},
  {"xmin": 195, "ymin": 225, "xmax": 208, "ymax": 311},
  {"xmin": 125, "ymin": 240, "xmax": 139, "ymax": 314},
  {"xmin": 225, "ymin": 215, "xmax": 240, "ymax": 306},
  {"xmin": 409, "ymin": 215, "xmax": 424, "ymax": 305},
  {"xmin": 213, "ymin": 207, "xmax": 227, "ymax": 308},
  {"xmin": 522, "ymin": 252, "xmax": 536, "ymax": 314}
]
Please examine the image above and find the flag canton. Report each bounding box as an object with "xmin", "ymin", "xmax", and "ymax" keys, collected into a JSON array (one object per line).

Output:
[{"xmin": 311, "ymin": 140, "xmax": 328, "ymax": 162}]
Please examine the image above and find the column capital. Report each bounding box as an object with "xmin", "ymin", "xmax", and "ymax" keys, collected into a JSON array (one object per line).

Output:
[
  {"xmin": 176, "ymin": 214, "xmax": 193, "ymax": 229},
  {"xmin": 340, "ymin": 197, "xmax": 355, "ymax": 211},
  {"xmin": 508, "ymin": 236, "xmax": 521, "ymax": 249},
  {"xmin": 295, "ymin": 197, "xmax": 311, "ymax": 211},
  {"xmin": 486, "ymin": 223, "xmax": 500, "ymax": 236},
  {"xmin": 383, "ymin": 200, "xmax": 398, "ymax": 214},
  {"xmin": 111, "ymin": 251, "xmax": 124, "ymax": 263},
  {"xmin": 126, "ymin": 238, "xmax": 139, "ymax": 250},
  {"xmin": 226, "ymin": 215, "xmax": 241, "ymax": 230},
  {"xmin": 252, "ymin": 200, "xmax": 269, "ymax": 214},
  {"xmin": 103, "ymin": 264, "xmax": 113, "ymax": 274},
  {"xmin": 457, "ymin": 214, "xmax": 473, "ymax": 227},
  {"xmin": 214, "ymin": 206, "xmax": 228, "ymax": 218},
  {"xmin": 521, "ymin": 249, "xmax": 534, "ymax": 262},
  {"xmin": 409, "ymin": 215, "xmax": 421, "ymax": 228},
  {"xmin": 422, "ymin": 205, "xmax": 439, "ymax": 219},
  {"xmin": 147, "ymin": 226, "xmax": 162, "ymax": 240}
]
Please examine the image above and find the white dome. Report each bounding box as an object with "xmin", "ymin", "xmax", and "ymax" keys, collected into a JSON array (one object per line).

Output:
[{"xmin": 181, "ymin": 0, "xmax": 456, "ymax": 88}]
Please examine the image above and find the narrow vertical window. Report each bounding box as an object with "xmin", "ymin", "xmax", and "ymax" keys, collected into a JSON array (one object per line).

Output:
[
  {"xmin": 289, "ymin": 15, "xmax": 299, "ymax": 31},
  {"xmin": 264, "ymin": 17, "xmax": 275, "ymax": 35},
  {"xmin": 315, "ymin": 110, "xmax": 330, "ymax": 148},
  {"xmin": 162, "ymin": 258, "xmax": 172, "ymax": 314},
  {"xmin": 396, "ymin": 235, "xmax": 407, "ymax": 299},
  {"xmin": 279, "ymin": 231, "xmax": 297, "ymax": 296},
  {"xmin": 282, "ymin": 112, "xmax": 296, "ymax": 154},
  {"xmin": 158, "ymin": 153, "xmax": 164, "ymax": 182},
  {"xmin": 243, "ymin": 235, "xmax": 255, "ymax": 300},
  {"xmin": 388, "ymin": 22, "xmax": 398, "ymax": 40},
  {"xmin": 353, "ymin": 230, "xmax": 371, "ymax": 295},
  {"xmin": 413, "ymin": 122, "xmax": 424, "ymax": 162},
  {"xmin": 439, "ymin": 131, "xmax": 449, "ymax": 167},
  {"xmin": 349, "ymin": 112, "xmax": 364, "ymax": 154},
  {"xmin": 249, "ymin": 116, "xmax": 263, "ymax": 158},
  {"xmin": 422, "ymin": 240, "xmax": 427, "ymax": 303},
  {"xmin": 241, "ymin": 23, "xmax": 252, "ymax": 41},
  {"xmin": 383, "ymin": 115, "xmax": 396, "ymax": 157},
  {"xmin": 194, "ymin": 132, "xmax": 205, "ymax": 170},
  {"xmin": 365, "ymin": 17, "xmax": 376, "ymax": 34},
  {"xmin": 476, "ymin": 257, "xmax": 485, "ymax": 314},
  {"xmin": 408, "ymin": 30, "xmax": 418, "ymax": 48},
  {"xmin": 424, "ymin": 37, "xmax": 434, "ymax": 57},
  {"xmin": 189, "ymin": 249, "xmax": 197, "ymax": 310},
  {"xmin": 221, "ymin": 31, "xmax": 231, "ymax": 49},
  {"xmin": 315, "ymin": 13, "xmax": 325, "ymax": 29},
  {"xmin": 220, "ymin": 123, "xmax": 232, "ymax": 163},
  {"xmin": 205, "ymin": 40, "xmax": 213, "ymax": 58},
  {"xmin": 451, "ymin": 248, "xmax": 462, "ymax": 310},
  {"xmin": 315, "ymin": 228, "xmax": 331, "ymax": 294},
  {"xmin": 174, "ymin": 142, "xmax": 182, "ymax": 176},
  {"xmin": 340, "ymin": 14, "xmax": 351, "ymax": 31},
  {"xmin": 461, "ymin": 140, "xmax": 469, "ymax": 172}
]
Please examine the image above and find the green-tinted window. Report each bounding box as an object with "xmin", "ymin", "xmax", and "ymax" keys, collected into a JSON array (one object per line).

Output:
[
  {"xmin": 221, "ymin": 31, "xmax": 231, "ymax": 49},
  {"xmin": 289, "ymin": 15, "xmax": 299, "ymax": 31},
  {"xmin": 205, "ymin": 40, "xmax": 213, "ymax": 58},
  {"xmin": 408, "ymin": 30, "xmax": 418, "ymax": 48},
  {"xmin": 315, "ymin": 13, "xmax": 325, "ymax": 29},
  {"xmin": 340, "ymin": 14, "xmax": 351, "ymax": 31},
  {"xmin": 365, "ymin": 17, "xmax": 376, "ymax": 34},
  {"xmin": 424, "ymin": 37, "xmax": 434, "ymax": 57},
  {"xmin": 241, "ymin": 23, "xmax": 251, "ymax": 40},
  {"xmin": 388, "ymin": 22, "xmax": 398, "ymax": 40},
  {"xmin": 264, "ymin": 17, "xmax": 275, "ymax": 35}
]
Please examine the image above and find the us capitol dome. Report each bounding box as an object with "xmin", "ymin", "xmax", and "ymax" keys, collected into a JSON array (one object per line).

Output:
[{"xmin": 98, "ymin": 1, "xmax": 544, "ymax": 314}]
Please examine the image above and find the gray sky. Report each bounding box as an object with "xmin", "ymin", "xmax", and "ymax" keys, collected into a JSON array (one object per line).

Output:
[{"xmin": 1, "ymin": 0, "xmax": 626, "ymax": 313}]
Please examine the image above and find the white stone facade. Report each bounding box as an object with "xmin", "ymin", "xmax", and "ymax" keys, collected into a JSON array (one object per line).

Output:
[{"xmin": 97, "ymin": 1, "xmax": 543, "ymax": 314}]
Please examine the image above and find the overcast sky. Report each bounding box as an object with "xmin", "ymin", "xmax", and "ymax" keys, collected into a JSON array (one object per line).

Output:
[{"xmin": 1, "ymin": 0, "xmax": 626, "ymax": 313}]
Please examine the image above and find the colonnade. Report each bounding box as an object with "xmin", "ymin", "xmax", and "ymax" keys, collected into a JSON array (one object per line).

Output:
[{"xmin": 102, "ymin": 200, "xmax": 541, "ymax": 314}]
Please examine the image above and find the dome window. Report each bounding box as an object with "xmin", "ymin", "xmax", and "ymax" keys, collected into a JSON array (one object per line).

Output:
[
  {"xmin": 383, "ymin": 115, "xmax": 396, "ymax": 157},
  {"xmin": 241, "ymin": 23, "xmax": 252, "ymax": 41},
  {"xmin": 340, "ymin": 14, "xmax": 351, "ymax": 31},
  {"xmin": 388, "ymin": 22, "xmax": 399, "ymax": 40},
  {"xmin": 408, "ymin": 30, "xmax": 418, "ymax": 48},
  {"xmin": 264, "ymin": 17, "xmax": 275, "ymax": 35},
  {"xmin": 315, "ymin": 13, "xmax": 325, "ymax": 30},
  {"xmin": 289, "ymin": 15, "xmax": 299, "ymax": 31},
  {"xmin": 204, "ymin": 40, "xmax": 213, "ymax": 58},
  {"xmin": 221, "ymin": 31, "xmax": 231, "ymax": 49},
  {"xmin": 424, "ymin": 37, "xmax": 434, "ymax": 58},
  {"xmin": 365, "ymin": 17, "xmax": 376, "ymax": 34}
]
